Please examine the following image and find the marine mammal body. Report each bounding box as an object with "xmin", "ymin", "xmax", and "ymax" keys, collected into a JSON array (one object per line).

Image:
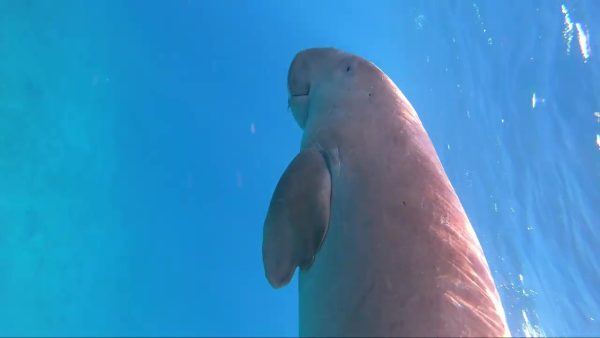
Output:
[{"xmin": 262, "ymin": 48, "xmax": 510, "ymax": 337}]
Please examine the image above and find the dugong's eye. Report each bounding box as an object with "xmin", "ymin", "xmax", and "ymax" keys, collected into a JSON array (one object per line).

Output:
[{"xmin": 339, "ymin": 58, "xmax": 355, "ymax": 75}]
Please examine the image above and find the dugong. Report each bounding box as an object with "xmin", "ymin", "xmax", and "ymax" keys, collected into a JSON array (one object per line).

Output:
[{"xmin": 262, "ymin": 48, "xmax": 510, "ymax": 337}]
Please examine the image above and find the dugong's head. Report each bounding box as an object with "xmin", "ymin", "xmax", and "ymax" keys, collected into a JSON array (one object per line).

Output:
[{"xmin": 287, "ymin": 48, "xmax": 386, "ymax": 130}]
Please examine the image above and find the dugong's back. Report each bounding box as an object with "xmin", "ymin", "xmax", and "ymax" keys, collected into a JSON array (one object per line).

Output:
[{"xmin": 262, "ymin": 48, "xmax": 510, "ymax": 337}]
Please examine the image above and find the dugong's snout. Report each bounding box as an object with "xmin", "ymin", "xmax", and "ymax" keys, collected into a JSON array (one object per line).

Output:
[
  {"xmin": 288, "ymin": 51, "xmax": 311, "ymax": 97},
  {"xmin": 287, "ymin": 50, "xmax": 312, "ymax": 129},
  {"xmin": 287, "ymin": 48, "xmax": 342, "ymax": 129}
]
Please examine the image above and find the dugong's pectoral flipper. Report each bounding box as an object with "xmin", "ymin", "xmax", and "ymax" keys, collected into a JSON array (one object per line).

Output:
[{"xmin": 262, "ymin": 147, "xmax": 331, "ymax": 288}]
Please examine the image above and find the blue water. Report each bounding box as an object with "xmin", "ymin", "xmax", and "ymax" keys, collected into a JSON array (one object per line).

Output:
[{"xmin": 0, "ymin": 1, "xmax": 598, "ymax": 336}]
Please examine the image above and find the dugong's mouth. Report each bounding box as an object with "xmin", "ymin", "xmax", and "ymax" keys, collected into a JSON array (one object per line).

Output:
[
  {"xmin": 288, "ymin": 91, "xmax": 310, "ymax": 129},
  {"xmin": 288, "ymin": 86, "xmax": 310, "ymax": 110},
  {"xmin": 287, "ymin": 50, "xmax": 313, "ymax": 128},
  {"xmin": 288, "ymin": 93, "xmax": 309, "ymax": 110},
  {"xmin": 288, "ymin": 88, "xmax": 309, "ymax": 104},
  {"xmin": 289, "ymin": 85, "xmax": 310, "ymax": 104},
  {"xmin": 289, "ymin": 84, "xmax": 310, "ymax": 98}
]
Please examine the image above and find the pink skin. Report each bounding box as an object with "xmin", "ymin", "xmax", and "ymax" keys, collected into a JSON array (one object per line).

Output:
[{"xmin": 266, "ymin": 48, "xmax": 510, "ymax": 337}]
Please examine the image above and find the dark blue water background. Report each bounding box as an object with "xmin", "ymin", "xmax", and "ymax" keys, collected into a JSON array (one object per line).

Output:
[{"xmin": 0, "ymin": 1, "xmax": 598, "ymax": 336}]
